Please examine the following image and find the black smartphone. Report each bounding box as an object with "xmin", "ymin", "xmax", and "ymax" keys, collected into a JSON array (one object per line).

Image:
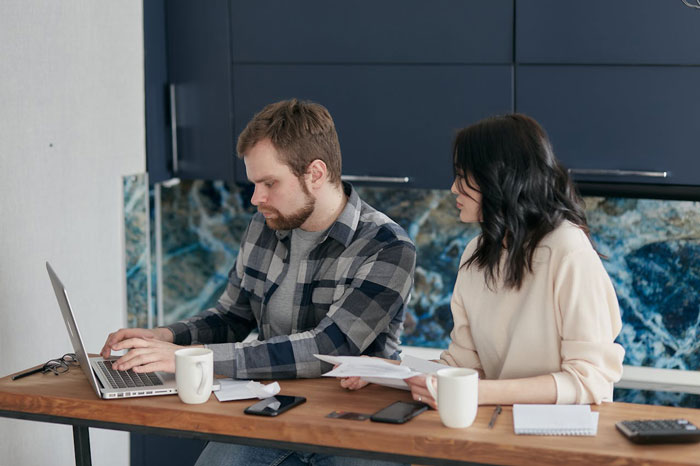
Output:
[
  {"xmin": 244, "ymin": 395, "xmax": 306, "ymax": 417},
  {"xmin": 370, "ymin": 401, "xmax": 429, "ymax": 424}
]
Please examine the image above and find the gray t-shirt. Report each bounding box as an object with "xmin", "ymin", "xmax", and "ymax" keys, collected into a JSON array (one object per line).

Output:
[{"xmin": 267, "ymin": 228, "xmax": 325, "ymax": 336}]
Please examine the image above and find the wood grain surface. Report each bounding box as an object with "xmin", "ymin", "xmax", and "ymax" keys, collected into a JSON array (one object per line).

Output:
[{"xmin": 2, "ymin": 365, "xmax": 700, "ymax": 465}]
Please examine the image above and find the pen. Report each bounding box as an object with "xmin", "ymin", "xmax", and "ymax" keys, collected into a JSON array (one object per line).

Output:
[
  {"xmin": 488, "ymin": 405, "xmax": 502, "ymax": 429},
  {"xmin": 11, "ymin": 366, "xmax": 44, "ymax": 381}
]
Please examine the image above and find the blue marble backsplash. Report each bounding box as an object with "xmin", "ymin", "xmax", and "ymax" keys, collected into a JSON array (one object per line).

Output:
[
  {"xmin": 122, "ymin": 173, "xmax": 150, "ymax": 329},
  {"xmin": 123, "ymin": 178, "xmax": 700, "ymax": 408}
]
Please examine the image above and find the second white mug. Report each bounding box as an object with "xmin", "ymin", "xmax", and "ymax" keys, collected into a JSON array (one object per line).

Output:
[
  {"xmin": 426, "ymin": 367, "xmax": 479, "ymax": 428},
  {"xmin": 175, "ymin": 348, "xmax": 214, "ymax": 404}
]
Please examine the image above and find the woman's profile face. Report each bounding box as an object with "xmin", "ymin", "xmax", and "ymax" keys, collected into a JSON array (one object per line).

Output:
[{"xmin": 450, "ymin": 176, "xmax": 482, "ymax": 223}]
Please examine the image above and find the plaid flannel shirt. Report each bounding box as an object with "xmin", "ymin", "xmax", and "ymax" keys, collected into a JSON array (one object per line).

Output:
[{"xmin": 165, "ymin": 184, "xmax": 416, "ymax": 379}]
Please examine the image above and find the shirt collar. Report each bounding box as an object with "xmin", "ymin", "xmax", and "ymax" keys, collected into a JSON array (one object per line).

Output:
[{"xmin": 274, "ymin": 182, "xmax": 360, "ymax": 248}]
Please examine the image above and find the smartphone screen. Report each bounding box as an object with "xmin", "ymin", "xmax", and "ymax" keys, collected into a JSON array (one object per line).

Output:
[
  {"xmin": 244, "ymin": 395, "xmax": 306, "ymax": 416},
  {"xmin": 370, "ymin": 401, "xmax": 429, "ymax": 424}
]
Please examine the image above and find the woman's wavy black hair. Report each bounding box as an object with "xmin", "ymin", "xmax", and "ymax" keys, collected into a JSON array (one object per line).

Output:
[{"xmin": 453, "ymin": 113, "xmax": 590, "ymax": 290}]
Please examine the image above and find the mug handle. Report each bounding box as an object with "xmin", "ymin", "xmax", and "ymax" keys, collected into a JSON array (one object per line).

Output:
[
  {"xmin": 426, "ymin": 374, "xmax": 438, "ymax": 403},
  {"xmin": 196, "ymin": 361, "xmax": 206, "ymax": 396}
]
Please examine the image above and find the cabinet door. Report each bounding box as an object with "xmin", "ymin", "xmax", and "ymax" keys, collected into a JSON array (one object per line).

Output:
[
  {"xmin": 516, "ymin": 66, "xmax": 700, "ymax": 186},
  {"xmin": 144, "ymin": 0, "xmax": 171, "ymax": 184},
  {"xmin": 131, "ymin": 433, "xmax": 205, "ymax": 466},
  {"xmin": 231, "ymin": 0, "xmax": 513, "ymax": 64},
  {"xmin": 516, "ymin": 0, "xmax": 700, "ymax": 64},
  {"xmin": 233, "ymin": 65, "xmax": 513, "ymax": 189},
  {"xmin": 165, "ymin": 0, "xmax": 234, "ymax": 181}
]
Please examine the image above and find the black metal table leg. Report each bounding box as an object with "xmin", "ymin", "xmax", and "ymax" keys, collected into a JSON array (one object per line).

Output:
[{"xmin": 73, "ymin": 425, "xmax": 92, "ymax": 466}]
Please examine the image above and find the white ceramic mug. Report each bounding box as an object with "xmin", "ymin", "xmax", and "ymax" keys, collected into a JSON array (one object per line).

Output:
[
  {"xmin": 175, "ymin": 348, "xmax": 214, "ymax": 404},
  {"xmin": 426, "ymin": 367, "xmax": 479, "ymax": 428}
]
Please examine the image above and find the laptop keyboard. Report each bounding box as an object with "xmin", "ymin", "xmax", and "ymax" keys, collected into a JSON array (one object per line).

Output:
[{"xmin": 97, "ymin": 360, "xmax": 163, "ymax": 389}]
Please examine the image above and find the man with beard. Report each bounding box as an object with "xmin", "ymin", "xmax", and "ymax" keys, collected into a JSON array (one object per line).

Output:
[
  {"xmin": 100, "ymin": 99, "xmax": 415, "ymax": 465},
  {"xmin": 101, "ymin": 98, "xmax": 416, "ymax": 388}
]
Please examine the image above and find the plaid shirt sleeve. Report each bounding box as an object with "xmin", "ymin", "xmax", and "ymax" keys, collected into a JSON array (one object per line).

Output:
[{"xmin": 165, "ymin": 237, "xmax": 416, "ymax": 379}]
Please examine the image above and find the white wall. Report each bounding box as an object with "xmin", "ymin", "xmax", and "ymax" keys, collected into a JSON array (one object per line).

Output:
[{"xmin": 0, "ymin": 1, "xmax": 145, "ymax": 465}]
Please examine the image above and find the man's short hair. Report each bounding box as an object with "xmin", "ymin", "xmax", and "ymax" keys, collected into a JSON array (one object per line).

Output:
[{"xmin": 237, "ymin": 99, "xmax": 342, "ymax": 185}]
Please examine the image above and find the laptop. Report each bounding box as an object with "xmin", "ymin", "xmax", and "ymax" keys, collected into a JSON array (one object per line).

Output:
[{"xmin": 46, "ymin": 261, "xmax": 178, "ymax": 399}]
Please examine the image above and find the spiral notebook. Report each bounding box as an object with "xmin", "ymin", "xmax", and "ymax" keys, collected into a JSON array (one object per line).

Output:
[{"xmin": 513, "ymin": 404, "xmax": 599, "ymax": 436}]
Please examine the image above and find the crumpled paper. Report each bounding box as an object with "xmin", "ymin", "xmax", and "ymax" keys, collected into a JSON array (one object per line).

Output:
[{"xmin": 214, "ymin": 379, "xmax": 281, "ymax": 402}]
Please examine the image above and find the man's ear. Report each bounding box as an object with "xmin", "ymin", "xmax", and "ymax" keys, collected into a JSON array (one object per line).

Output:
[{"xmin": 306, "ymin": 159, "xmax": 328, "ymax": 188}]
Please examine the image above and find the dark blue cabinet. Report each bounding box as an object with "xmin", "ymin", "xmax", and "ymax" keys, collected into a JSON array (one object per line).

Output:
[
  {"xmin": 516, "ymin": 65, "xmax": 700, "ymax": 186},
  {"xmin": 516, "ymin": 0, "xmax": 700, "ymax": 65},
  {"xmin": 146, "ymin": 0, "xmax": 700, "ymax": 192},
  {"xmin": 233, "ymin": 65, "xmax": 513, "ymax": 189},
  {"xmin": 165, "ymin": 0, "xmax": 234, "ymax": 182},
  {"xmin": 146, "ymin": 0, "xmax": 514, "ymax": 188},
  {"xmin": 131, "ymin": 433, "xmax": 205, "ymax": 466},
  {"xmin": 515, "ymin": 0, "xmax": 700, "ymax": 194},
  {"xmin": 229, "ymin": 0, "xmax": 514, "ymax": 188},
  {"xmin": 144, "ymin": 0, "xmax": 171, "ymax": 184},
  {"xmin": 232, "ymin": 0, "xmax": 513, "ymax": 63},
  {"xmin": 144, "ymin": 0, "xmax": 235, "ymax": 183}
]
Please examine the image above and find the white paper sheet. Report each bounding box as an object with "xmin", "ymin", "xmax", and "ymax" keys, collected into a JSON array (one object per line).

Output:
[
  {"xmin": 314, "ymin": 354, "xmax": 448, "ymax": 390},
  {"xmin": 214, "ymin": 379, "xmax": 281, "ymax": 402},
  {"xmin": 317, "ymin": 355, "xmax": 418, "ymax": 378},
  {"xmin": 401, "ymin": 354, "xmax": 448, "ymax": 374}
]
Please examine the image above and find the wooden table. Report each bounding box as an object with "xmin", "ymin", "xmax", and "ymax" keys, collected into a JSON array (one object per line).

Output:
[{"xmin": 1, "ymin": 367, "xmax": 700, "ymax": 466}]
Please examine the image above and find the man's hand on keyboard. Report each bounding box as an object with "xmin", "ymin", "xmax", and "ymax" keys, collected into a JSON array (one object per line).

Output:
[
  {"xmin": 109, "ymin": 337, "xmax": 185, "ymax": 374},
  {"xmin": 101, "ymin": 327, "xmax": 174, "ymax": 359}
]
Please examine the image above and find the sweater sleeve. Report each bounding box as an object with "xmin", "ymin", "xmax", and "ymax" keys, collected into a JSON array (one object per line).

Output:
[
  {"xmin": 440, "ymin": 265, "xmax": 483, "ymax": 372},
  {"xmin": 551, "ymin": 248, "xmax": 625, "ymax": 404}
]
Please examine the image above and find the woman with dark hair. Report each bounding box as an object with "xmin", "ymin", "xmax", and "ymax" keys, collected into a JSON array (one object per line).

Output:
[{"xmin": 343, "ymin": 114, "xmax": 624, "ymax": 407}]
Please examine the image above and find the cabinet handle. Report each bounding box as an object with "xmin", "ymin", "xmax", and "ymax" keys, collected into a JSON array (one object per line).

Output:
[
  {"xmin": 341, "ymin": 175, "xmax": 411, "ymax": 184},
  {"xmin": 169, "ymin": 84, "xmax": 179, "ymax": 174},
  {"xmin": 568, "ymin": 169, "xmax": 669, "ymax": 178}
]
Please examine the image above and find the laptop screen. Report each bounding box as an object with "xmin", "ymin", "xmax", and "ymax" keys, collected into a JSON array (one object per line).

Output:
[{"xmin": 46, "ymin": 262, "xmax": 103, "ymax": 397}]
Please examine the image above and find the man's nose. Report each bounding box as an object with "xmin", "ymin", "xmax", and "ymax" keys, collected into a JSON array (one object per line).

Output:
[{"xmin": 251, "ymin": 186, "xmax": 264, "ymax": 206}]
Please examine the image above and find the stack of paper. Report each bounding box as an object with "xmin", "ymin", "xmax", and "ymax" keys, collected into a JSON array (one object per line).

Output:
[
  {"xmin": 314, "ymin": 354, "xmax": 447, "ymax": 390},
  {"xmin": 513, "ymin": 404, "xmax": 599, "ymax": 436}
]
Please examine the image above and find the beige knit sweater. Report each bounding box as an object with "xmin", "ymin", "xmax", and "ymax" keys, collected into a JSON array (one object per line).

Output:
[{"xmin": 440, "ymin": 221, "xmax": 625, "ymax": 404}]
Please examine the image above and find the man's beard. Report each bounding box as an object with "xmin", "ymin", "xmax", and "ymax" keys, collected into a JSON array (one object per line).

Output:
[{"xmin": 261, "ymin": 190, "xmax": 315, "ymax": 231}]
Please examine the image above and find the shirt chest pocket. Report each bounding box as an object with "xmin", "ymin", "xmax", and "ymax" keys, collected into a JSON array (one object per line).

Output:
[{"xmin": 310, "ymin": 283, "xmax": 346, "ymax": 318}]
